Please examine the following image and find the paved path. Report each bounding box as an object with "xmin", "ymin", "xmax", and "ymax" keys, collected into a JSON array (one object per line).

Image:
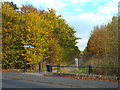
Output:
[{"xmin": 2, "ymin": 71, "xmax": 119, "ymax": 88}]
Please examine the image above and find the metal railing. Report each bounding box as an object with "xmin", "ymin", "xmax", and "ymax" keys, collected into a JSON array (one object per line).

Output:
[
  {"xmin": 50, "ymin": 64, "xmax": 119, "ymax": 76},
  {"xmin": 6, "ymin": 62, "xmax": 119, "ymax": 77}
]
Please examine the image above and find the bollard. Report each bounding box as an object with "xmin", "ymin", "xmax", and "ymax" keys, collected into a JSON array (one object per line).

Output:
[
  {"xmin": 88, "ymin": 64, "xmax": 92, "ymax": 74},
  {"xmin": 46, "ymin": 64, "xmax": 52, "ymax": 72}
]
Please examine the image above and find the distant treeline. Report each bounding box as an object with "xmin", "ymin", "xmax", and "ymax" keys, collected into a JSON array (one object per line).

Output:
[{"xmin": 84, "ymin": 16, "xmax": 119, "ymax": 67}]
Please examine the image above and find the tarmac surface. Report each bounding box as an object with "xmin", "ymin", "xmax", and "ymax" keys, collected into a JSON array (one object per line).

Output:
[{"xmin": 2, "ymin": 71, "xmax": 119, "ymax": 88}]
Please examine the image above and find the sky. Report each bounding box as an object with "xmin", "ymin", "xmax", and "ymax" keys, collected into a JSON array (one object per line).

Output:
[{"xmin": 3, "ymin": 0, "xmax": 119, "ymax": 51}]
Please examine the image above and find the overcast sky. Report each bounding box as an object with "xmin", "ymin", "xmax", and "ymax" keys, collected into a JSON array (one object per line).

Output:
[{"xmin": 3, "ymin": 0, "xmax": 118, "ymax": 51}]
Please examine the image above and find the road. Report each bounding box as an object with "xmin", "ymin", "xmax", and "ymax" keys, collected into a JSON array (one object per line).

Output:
[
  {"xmin": 3, "ymin": 78, "xmax": 71, "ymax": 88},
  {"xmin": 2, "ymin": 71, "xmax": 119, "ymax": 88}
]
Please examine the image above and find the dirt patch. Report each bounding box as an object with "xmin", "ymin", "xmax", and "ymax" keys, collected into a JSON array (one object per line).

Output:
[
  {"xmin": 47, "ymin": 73, "xmax": 119, "ymax": 82},
  {"xmin": 62, "ymin": 76, "xmax": 119, "ymax": 82},
  {"xmin": 0, "ymin": 69, "xmax": 10, "ymax": 72}
]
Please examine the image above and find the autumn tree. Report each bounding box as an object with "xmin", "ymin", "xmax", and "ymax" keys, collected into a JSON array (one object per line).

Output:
[
  {"xmin": 84, "ymin": 16, "xmax": 118, "ymax": 67},
  {"xmin": 2, "ymin": 2, "xmax": 80, "ymax": 69},
  {"xmin": 2, "ymin": 2, "xmax": 24, "ymax": 68},
  {"xmin": 42, "ymin": 8, "xmax": 80, "ymax": 64}
]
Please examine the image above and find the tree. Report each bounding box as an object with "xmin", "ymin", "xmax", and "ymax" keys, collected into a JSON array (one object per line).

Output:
[
  {"xmin": 84, "ymin": 16, "xmax": 118, "ymax": 67},
  {"xmin": 2, "ymin": 3, "xmax": 23, "ymax": 68},
  {"xmin": 21, "ymin": 5, "xmax": 38, "ymax": 13},
  {"xmin": 2, "ymin": 2, "xmax": 80, "ymax": 69},
  {"xmin": 4, "ymin": 2, "xmax": 19, "ymax": 10},
  {"xmin": 42, "ymin": 8, "xmax": 80, "ymax": 64}
]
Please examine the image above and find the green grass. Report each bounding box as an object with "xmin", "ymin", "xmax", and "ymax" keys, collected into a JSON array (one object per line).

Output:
[{"xmin": 68, "ymin": 68, "xmax": 88, "ymax": 74}]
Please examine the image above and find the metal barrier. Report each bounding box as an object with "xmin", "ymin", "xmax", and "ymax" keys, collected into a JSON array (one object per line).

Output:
[
  {"xmin": 23, "ymin": 62, "xmax": 45, "ymax": 72},
  {"xmin": 51, "ymin": 64, "xmax": 119, "ymax": 76},
  {"xmin": 52, "ymin": 65, "xmax": 92, "ymax": 74},
  {"xmin": 22, "ymin": 62, "xmax": 119, "ymax": 76}
]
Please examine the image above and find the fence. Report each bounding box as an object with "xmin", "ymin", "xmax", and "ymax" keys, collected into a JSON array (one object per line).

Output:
[
  {"xmin": 48, "ymin": 64, "xmax": 119, "ymax": 76},
  {"xmin": 15, "ymin": 62, "xmax": 119, "ymax": 77},
  {"xmin": 21, "ymin": 61, "xmax": 47, "ymax": 72}
]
